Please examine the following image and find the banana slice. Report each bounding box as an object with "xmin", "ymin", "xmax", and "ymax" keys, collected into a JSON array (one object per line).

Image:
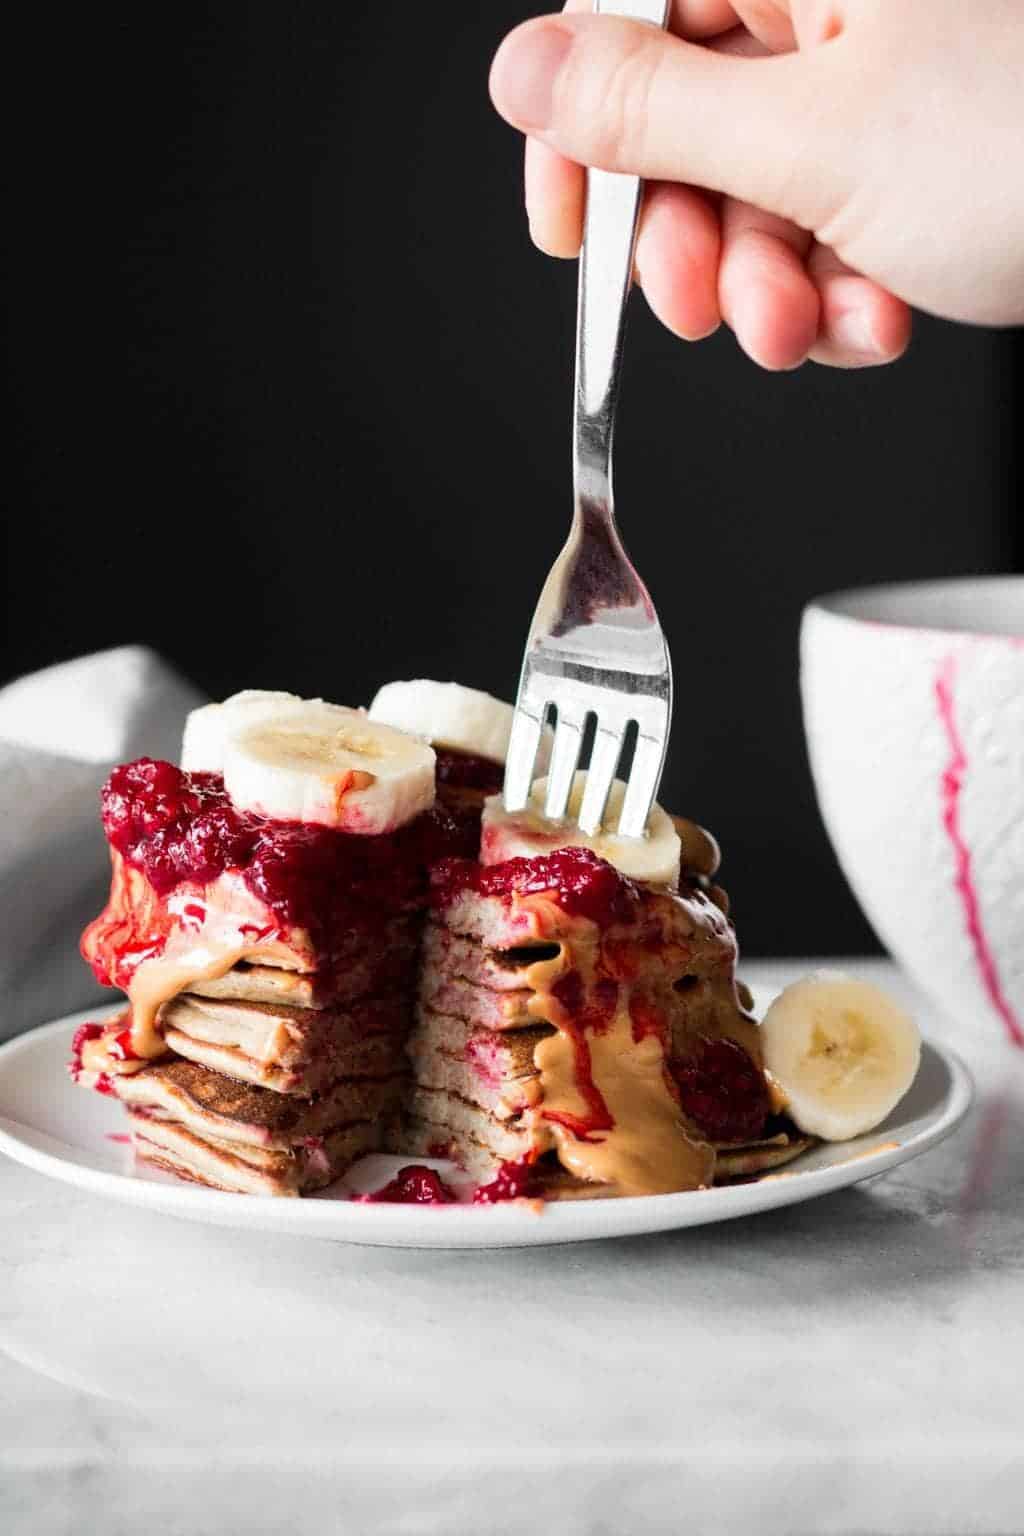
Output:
[
  {"xmin": 222, "ymin": 702, "xmax": 436, "ymax": 833},
  {"xmin": 481, "ymin": 771, "xmax": 681, "ymax": 887},
  {"xmin": 761, "ymin": 971, "xmax": 921, "ymax": 1141},
  {"xmin": 181, "ymin": 691, "xmax": 307, "ymax": 773},
  {"xmin": 368, "ymin": 680, "xmax": 515, "ymax": 764}
]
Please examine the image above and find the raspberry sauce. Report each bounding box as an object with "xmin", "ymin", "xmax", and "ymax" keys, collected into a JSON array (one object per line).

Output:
[
  {"xmin": 541, "ymin": 971, "xmax": 619, "ymax": 1139},
  {"xmin": 108, "ymin": 1025, "xmax": 140, "ymax": 1062},
  {"xmin": 67, "ymin": 1022, "xmax": 119, "ymax": 1095},
  {"xmin": 473, "ymin": 1156, "xmax": 537, "ymax": 1203},
  {"xmin": 430, "ymin": 846, "xmax": 637, "ymax": 928},
  {"xmin": 68, "ymin": 1022, "xmax": 103, "ymax": 1082},
  {"xmin": 357, "ymin": 1165, "xmax": 456, "ymax": 1204},
  {"xmin": 95, "ymin": 758, "xmax": 473, "ymax": 953},
  {"xmin": 434, "ymin": 749, "xmax": 504, "ymax": 795}
]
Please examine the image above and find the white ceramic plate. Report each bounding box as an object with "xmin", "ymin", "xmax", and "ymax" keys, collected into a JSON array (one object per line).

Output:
[{"xmin": 0, "ymin": 1008, "xmax": 972, "ymax": 1249}]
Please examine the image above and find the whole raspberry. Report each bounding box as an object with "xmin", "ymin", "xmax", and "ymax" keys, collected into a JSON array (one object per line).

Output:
[
  {"xmin": 673, "ymin": 1036, "xmax": 770, "ymax": 1144},
  {"xmin": 185, "ymin": 804, "xmax": 258, "ymax": 883},
  {"xmin": 102, "ymin": 759, "xmax": 199, "ymax": 848}
]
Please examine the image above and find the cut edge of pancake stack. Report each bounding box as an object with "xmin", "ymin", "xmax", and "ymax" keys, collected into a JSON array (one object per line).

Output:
[{"xmin": 398, "ymin": 783, "xmax": 817, "ymax": 1197}]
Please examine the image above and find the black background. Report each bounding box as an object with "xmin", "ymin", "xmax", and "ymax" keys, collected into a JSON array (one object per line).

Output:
[{"xmin": 4, "ymin": 4, "xmax": 1019, "ymax": 955}]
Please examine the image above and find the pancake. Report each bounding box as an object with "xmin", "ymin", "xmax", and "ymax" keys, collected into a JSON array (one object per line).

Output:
[
  {"xmin": 418, "ymin": 970, "xmax": 533, "ymax": 1030},
  {"xmin": 407, "ymin": 1009, "xmax": 547, "ymax": 1120},
  {"xmin": 113, "ymin": 1057, "xmax": 406, "ymax": 1151},
  {"xmin": 397, "ymin": 1115, "xmax": 508, "ymax": 1180},
  {"xmin": 164, "ymin": 1027, "xmax": 404, "ymax": 1096},
  {"xmin": 129, "ymin": 1112, "xmax": 383, "ymax": 1197},
  {"xmin": 187, "ymin": 918, "xmax": 420, "ymax": 1009},
  {"xmin": 714, "ymin": 1127, "xmax": 817, "ymax": 1179},
  {"xmin": 159, "ymin": 992, "xmax": 408, "ymax": 1094},
  {"xmin": 421, "ymin": 923, "xmax": 560, "ymax": 993},
  {"xmin": 401, "ymin": 1086, "xmax": 535, "ymax": 1167}
]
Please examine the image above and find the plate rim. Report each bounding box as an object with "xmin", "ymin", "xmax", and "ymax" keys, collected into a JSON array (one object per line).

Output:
[{"xmin": 0, "ymin": 1008, "xmax": 975, "ymax": 1248}]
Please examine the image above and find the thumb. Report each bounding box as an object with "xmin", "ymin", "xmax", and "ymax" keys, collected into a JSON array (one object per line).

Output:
[{"xmin": 489, "ymin": 14, "xmax": 850, "ymax": 232}]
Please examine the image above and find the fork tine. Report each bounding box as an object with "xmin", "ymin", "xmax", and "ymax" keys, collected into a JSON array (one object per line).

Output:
[
  {"xmin": 543, "ymin": 708, "xmax": 587, "ymax": 821},
  {"xmin": 577, "ymin": 718, "xmax": 625, "ymax": 836},
  {"xmin": 503, "ymin": 702, "xmax": 546, "ymax": 813},
  {"xmin": 616, "ymin": 718, "xmax": 668, "ymax": 838}
]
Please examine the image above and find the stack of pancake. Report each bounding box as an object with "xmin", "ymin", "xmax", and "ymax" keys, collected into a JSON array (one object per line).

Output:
[
  {"xmin": 398, "ymin": 836, "xmax": 812, "ymax": 1196},
  {"xmin": 73, "ymin": 706, "xmax": 813, "ymax": 1196},
  {"xmin": 77, "ymin": 927, "xmax": 419, "ymax": 1197}
]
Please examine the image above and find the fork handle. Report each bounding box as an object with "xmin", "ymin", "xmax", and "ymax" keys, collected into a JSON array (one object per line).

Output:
[{"xmin": 574, "ymin": 0, "xmax": 670, "ymax": 513}]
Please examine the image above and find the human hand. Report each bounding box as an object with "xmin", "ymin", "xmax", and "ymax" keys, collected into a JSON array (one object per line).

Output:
[{"xmin": 490, "ymin": 1, "xmax": 1024, "ymax": 370}]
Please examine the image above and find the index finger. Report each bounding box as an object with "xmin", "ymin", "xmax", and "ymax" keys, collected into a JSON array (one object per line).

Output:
[
  {"xmin": 525, "ymin": 0, "xmax": 741, "ymax": 258},
  {"xmin": 566, "ymin": 0, "xmax": 739, "ymax": 39}
]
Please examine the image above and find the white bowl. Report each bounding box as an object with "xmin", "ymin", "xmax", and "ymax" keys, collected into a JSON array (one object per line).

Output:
[{"xmin": 801, "ymin": 577, "xmax": 1024, "ymax": 1050}]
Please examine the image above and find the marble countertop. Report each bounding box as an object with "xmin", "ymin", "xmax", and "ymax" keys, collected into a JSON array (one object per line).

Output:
[{"xmin": 2, "ymin": 959, "xmax": 1022, "ymax": 1536}]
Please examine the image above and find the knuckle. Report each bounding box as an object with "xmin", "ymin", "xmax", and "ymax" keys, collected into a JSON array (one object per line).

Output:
[{"xmin": 576, "ymin": 28, "xmax": 664, "ymax": 172}]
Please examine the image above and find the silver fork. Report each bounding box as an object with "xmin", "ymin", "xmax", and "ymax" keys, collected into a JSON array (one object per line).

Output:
[{"xmin": 503, "ymin": 0, "xmax": 673, "ymax": 840}]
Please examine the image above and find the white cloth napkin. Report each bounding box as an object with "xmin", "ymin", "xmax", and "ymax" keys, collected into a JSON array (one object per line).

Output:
[{"xmin": 0, "ymin": 647, "xmax": 204, "ymax": 1041}]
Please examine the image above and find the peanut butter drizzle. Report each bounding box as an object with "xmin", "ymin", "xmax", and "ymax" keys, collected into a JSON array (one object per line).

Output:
[
  {"xmin": 129, "ymin": 926, "xmax": 304, "ymax": 1057},
  {"xmin": 127, "ymin": 929, "xmax": 263, "ymax": 1058},
  {"xmin": 517, "ymin": 901, "xmax": 714, "ymax": 1197},
  {"xmin": 86, "ymin": 858, "xmax": 303, "ymax": 1068},
  {"xmin": 534, "ymin": 1012, "xmax": 714, "ymax": 1195},
  {"xmin": 90, "ymin": 929, "xmax": 298, "ymax": 1077}
]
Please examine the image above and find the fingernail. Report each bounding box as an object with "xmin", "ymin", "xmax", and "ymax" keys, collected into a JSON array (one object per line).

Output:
[
  {"xmin": 492, "ymin": 23, "xmax": 573, "ymax": 132},
  {"xmin": 832, "ymin": 307, "xmax": 880, "ymax": 354}
]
